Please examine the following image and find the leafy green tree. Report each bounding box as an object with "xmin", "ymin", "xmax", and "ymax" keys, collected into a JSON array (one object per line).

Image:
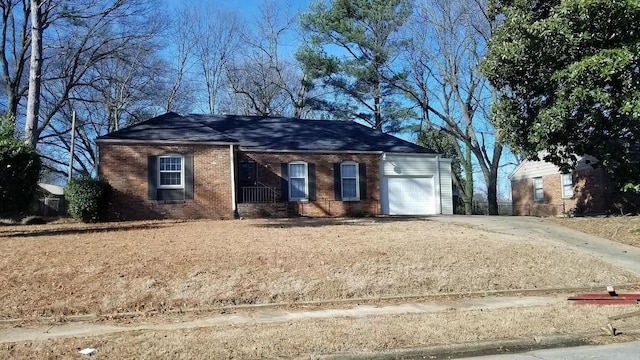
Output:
[
  {"xmin": 482, "ymin": 0, "xmax": 640, "ymax": 188},
  {"xmin": 297, "ymin": 0, "xmax": 413, "ymax": 132},
  {"xmin": 0, "ymin": 115, "xmax": 41, "ymax": 213}
]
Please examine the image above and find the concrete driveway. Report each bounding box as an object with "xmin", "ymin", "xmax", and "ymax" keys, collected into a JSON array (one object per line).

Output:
[{"xmin": 431, "ymin": 215, "xmax": 640, "ymax": 276}]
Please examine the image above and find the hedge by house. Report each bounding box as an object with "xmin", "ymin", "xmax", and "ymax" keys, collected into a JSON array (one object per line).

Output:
[
  {"xmin": 0, "ymin": 120, "xmax": 41, "ymax": 214},
  {"xmin": 66, "ymin": 177, "xmax": 112, "ymax": 223}
]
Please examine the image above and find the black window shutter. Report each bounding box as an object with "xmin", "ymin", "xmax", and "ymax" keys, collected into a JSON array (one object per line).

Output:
[
  {"xmin": 184, "ymin": 155, "xmax": 194, "ymax": 199},
  {"xmin": 333, "ymin": 163, "xmax": 342, "ymax": 200},
  {"xmin": 308, "ymin": 163, "xmax": 316, "ymax": 201},
  {"xmin": 280, "ymin": 163, "xmax": 289, "ymax": 201},
  {"xmin": 359, "ymin": 163, "xmax": 367, "ymax": 200},
  {"xmin": 147, "ymin": 156, "xmax": 157, "ymax": 200}
]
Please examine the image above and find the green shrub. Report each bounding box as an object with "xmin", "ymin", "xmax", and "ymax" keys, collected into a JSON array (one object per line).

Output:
[
  {"xmin": 66, "ymin": 177, "xmax": 112, "ymax": 223},
  {"xmin": 0, "ymin": 119, "xmax": 41, "ymax": 213}
]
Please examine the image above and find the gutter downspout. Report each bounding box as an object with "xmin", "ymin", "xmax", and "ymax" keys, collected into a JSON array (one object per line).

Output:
[{"xmin": 230, "ymin": 145, "xmax": 237, "ymax": 217}]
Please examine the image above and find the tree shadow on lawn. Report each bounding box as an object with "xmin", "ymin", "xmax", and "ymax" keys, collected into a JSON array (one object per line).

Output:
[
  {"xmin": 0, "ymin": 221, "xmax": 182, "ymax": 238},
  {"xmin": 252, "ymin": 215, "xmax": 434, "ymax": 228}
]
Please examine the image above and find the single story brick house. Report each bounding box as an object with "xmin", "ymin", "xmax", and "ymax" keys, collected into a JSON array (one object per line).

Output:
[
  {"xmin": 509, "ymin": 155, "xmax": 612, "ymax": 216},
  {"xmin": 95, "ymin": 113, "xmax": 453, "ymax": 220}
]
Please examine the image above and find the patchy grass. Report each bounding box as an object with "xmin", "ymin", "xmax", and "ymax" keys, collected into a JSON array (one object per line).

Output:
[
  {"xmin": 547, "ymin": 216, "xmax": 640, "ymax": 248},
  {"xmin": 2, "ymin": 302, "xmax": 640, "ymax": 359},
  {"xmin": 0, "ymin": 218, "xmax": 638, "ymax": 320}
]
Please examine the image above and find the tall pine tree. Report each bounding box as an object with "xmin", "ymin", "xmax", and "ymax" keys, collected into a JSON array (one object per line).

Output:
[{"xmin": 296, "ymin": 0, "xmax": 413, "ymax": 132}]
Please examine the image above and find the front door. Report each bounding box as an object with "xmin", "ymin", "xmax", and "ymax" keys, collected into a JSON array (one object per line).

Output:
[{"xmin": 239, "ymin": 162, "xmax": 257, "ymax": 202}]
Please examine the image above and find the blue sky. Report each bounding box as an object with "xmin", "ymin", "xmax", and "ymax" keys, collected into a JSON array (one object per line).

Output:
[
  {"xmin": 162, "ymin": 0, "xmax": 312, "ymax": 15},
  {"xmin": 159, "ymin": 0, "xmax": 517, "ymax": 199}
]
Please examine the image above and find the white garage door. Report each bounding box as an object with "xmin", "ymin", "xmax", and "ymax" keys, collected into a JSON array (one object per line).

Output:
[{"xmin": 385, "ymin": 176, "xmax": 435, "ymax": 215}]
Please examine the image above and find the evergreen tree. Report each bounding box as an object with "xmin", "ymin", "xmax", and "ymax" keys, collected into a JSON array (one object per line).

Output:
[{"xmin": 297, "ymin": 0, "xmax": 413, "ymax": 132}]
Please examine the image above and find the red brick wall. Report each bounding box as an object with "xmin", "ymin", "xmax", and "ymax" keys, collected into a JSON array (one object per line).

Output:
[
  {"xmin": 511, "ymin": 168, "xmax": 612, "ymax": 216},
  {"xmin": 238, "ymin": 151, "xmax": 381, "ymax": 217},
  {"xmin": 99, "ymin": 144, "xmax": 234, "ymax": 220},
  {"xmin": 573, "ymin": 168, "xmax": 613, "ymax": 214},
  {"xmin": 99, "ymin": 145, "xmax": 382, "ymax": 219}
]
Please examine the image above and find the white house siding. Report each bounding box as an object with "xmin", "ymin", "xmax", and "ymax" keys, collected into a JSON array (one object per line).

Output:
[
  {"xmin": 438, "ymin": 159, "xmax": 453, "ymax": 214},
  {"xmin": 509, "ymin": 155, "xmax": 598, "ymax": 181},
  {"xmin": 380, "ymin": 153, "xmax": 453, "ymax": 215}
]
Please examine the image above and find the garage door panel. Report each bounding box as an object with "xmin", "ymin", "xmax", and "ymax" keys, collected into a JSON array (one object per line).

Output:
[{"xmin": 387, "ymin": 177, "xmax": 434, "ymax": 215}]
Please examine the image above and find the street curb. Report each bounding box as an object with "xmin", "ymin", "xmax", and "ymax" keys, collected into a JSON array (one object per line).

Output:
[{"xmin": 308, "ymin": 333, "xmax": 594, "ymax": 360}]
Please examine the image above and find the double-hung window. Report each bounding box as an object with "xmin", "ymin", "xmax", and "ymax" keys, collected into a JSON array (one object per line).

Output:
[
  {"xmin": 561, "ymin": 173, "xmax": 573, "ymax": 198},
  {"xmin": 533, "ymin": 177, "xmax": 543, "ymax": 201},
  {"xmin": 289, "ymin": 162, "xmax": 308, "ymax": 201},
  {"xmin": 158, "ymin": 155, "xmax": 184, "ymax": 189},
  {"xmin": 341, "ymin": 162, "xmax": 359, "ymax": 200}
]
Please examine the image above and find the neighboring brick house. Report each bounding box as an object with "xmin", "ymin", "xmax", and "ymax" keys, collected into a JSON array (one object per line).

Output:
[
  {"xmin": 509, "ymin": 155, "xmax": 612, "ymax": 216},
  {"xmin": 96, "ymin": 113, "xmax": 453, "ymax": 220}
]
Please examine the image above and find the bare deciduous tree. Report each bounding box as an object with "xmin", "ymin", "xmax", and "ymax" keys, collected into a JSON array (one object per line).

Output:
[
  {"xmin": 1, "ymin": 0, "xmax": 164, "ymax": 149},
  {"xmin": 183, "ymin": 3, "xmax": 242, "ymax": 115},
  {"xmin": 396, "ymin": 0, "xmax": 504, "ymax": 214},
  {"xmin": 0, "ymin": 0, "xmax": 30, "ymax": 122},
  {"xmin": 226, "ymin": 0, "xmax": 310, "ymax": 118},
  {"xmin": 39, "ymin": 43, "xmax": 170, "ymax": 178},
  {"xmin": 162, "ymin": 7, "xmax": 196, "ymax": 113},
  {"xmin": 24, "ymin": 0, "xmax": 51, "ymax": 146}
]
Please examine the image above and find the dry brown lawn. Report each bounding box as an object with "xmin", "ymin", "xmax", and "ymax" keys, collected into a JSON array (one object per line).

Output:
[
  {"xmin": 3, "ymin": 302, "xmax": 640, "ymax": 359},
  {"xmin": 547, "ymin": 216, "xmax": 640, "ymax": 247},
  {"xmin": 1, "ymin": 218, "xmax": 638, "ymax": 320}
]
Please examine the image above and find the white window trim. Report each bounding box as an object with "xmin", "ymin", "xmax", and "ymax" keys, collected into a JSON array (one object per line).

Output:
[
  {"xmin": 158, "ymin": 154, "xmax": 185, "ymax": 189},
  {"xmin": 341, "ymin": 161, "xmax": 360, "ymax": 201},
  {"xmin": 561, "ymin": 173, "xmax": 574, "ymax": 198},
  {"xmin": 288, "ymin": 161, "xmax": 308, "ymax": 201},
  {"xmin": 533, "ymin": 177, "xmax": 543, "ymax": 201}
]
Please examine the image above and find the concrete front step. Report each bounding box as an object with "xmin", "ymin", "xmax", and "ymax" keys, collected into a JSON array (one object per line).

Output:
[{"xmin": 237, "ymin": 203, "xmax": 290, "ymax": 218}]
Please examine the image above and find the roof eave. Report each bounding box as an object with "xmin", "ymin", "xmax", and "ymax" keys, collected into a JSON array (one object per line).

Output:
[
  {"xmin": 238, "ymin": 147, "xmax": 383, "ymax": 154},
  {"xmin": 508, "ymin": 160, "xmax": 529, "ymax": 181},
  {"xmin": 95, "ymin": 139, "xmax": 238, "ymax": 146},
  {"xmin": 382, "ymin": 151, "xmax": 438, "ymax": 155}
]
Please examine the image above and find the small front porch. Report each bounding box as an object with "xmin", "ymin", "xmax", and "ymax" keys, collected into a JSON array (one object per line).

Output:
[
  {"xmin": 233, "ymin": 153, "xmax": 381, "ymax": 218},
  {"xmin": 235, "ymin": 160, "xmax": 288, "ymax": 217},
  {"xmin": 237, "ymin": 198, "xmax": 381, "ymax": 218}
]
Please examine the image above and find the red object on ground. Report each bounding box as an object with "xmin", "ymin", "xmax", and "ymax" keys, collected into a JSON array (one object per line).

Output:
[{"xmin": 568, "ymin": 293, "xmax": 640, "ymax": 305}]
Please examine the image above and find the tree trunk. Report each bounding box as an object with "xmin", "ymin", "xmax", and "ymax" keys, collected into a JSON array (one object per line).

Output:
[
  {"xmin": 464, "ymin": 145, "xmax": 474, "ymax": 214},
  {"xmin": 485, "ymin": 145, "xmax": 503, "ymax": 215},
  {"xmin": 24, "ymin": 0, "xmax": 43, "ymax": 147},
  {"xmin": 5, "ymin": 90, "xmax": 18, "ymax": 126},
  {"xmin": 486, "ymin": 174, "xmax": 498, "ymax": 215},
  {"xmin": 1, "ymin": 0, "xmax": 30, "ymax": 125},
  {"xmin": 374, "ymin": 80, "xmax": 382, "ymax": 131},
  {"xmin": 293, "ymin": 73, "xmax": 309, "ymax": 119}
]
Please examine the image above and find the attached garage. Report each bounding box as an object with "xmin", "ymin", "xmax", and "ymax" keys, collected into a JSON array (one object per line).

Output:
[{"xmin": 380, "ymin": 153, "xmax": 453, "ymax": 215}]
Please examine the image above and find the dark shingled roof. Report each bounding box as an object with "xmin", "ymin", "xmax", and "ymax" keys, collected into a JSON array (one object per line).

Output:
[
  {"xmin": 97, "ymin": 112, "xmax": 237, "ymax": 143},
  {"xmin": 97, "ymin": 113, "xmax": 435, "ymax": 154}
]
